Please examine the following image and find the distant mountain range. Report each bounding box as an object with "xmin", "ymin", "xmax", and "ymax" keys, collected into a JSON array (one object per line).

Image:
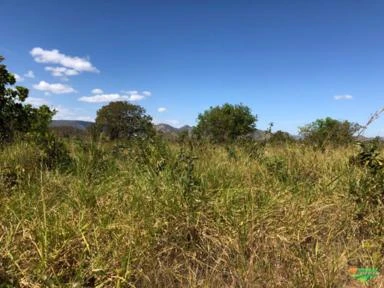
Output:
[
  {"xmin": 50, "ymin": 120, "xmax": 193, "ymax": 133},
  {"xmin": 50, "ymin": 120, "xmax": 301, "ymax": 140},
  {"xmin": 154, "ymin": 123, "xmax": 193, "ymax": 134},
  {"xmin": 50, "ymin": 120, "xmax": 94, "ymax": 130}
]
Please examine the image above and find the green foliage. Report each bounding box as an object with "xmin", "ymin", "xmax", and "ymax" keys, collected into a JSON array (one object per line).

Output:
[
  {"xmin": 348, "ymin": 141, "xmax": 384, "ymax": 241},
  {"xmin": 237, "ymin": 122, "xmax": 273, "ymax": 161},
  {"xmin": 0, "ymin": 143, "xmax": 40, "ymax": 193},
  {"xmin": 173, "ymin": 147, "xmax": 200, "ymax": 202},
  {"xmin": 37, "ymin": 133, "xmax": 72, "ymax": 171},
  {"xmin": 0, "ymin": 56, "xmax": 56, "ymax": 144},
  {"xmin": 73, "ymin": 141, "xmax": 116, "ymax": 183},
  {"xmin": 350, "ymin": 140, "xmax": 384, "ymax": 174},
  {"xmin": 122, "ymin": 135, "xmax": 171, "ymax": 171},
  {"xmin": 264, "ymin": 155, "xmax": 289, "ymax": 182},
  {"xmin": 299, "ymin": 117, "xmax": 360, "ymax": 148},
  {"xmin": 269, "ymin": 130, "xmax": 296, "ymax": 145},
  {"xmin": 194, "ymin": 103, "xmax": 257, "ymax": 143},
  {"xmin": 50, "ymin": 126, "xmax": 87, "ymax": 139},
  {"xmin": 95, "ymin": 101, "xmax": 154, "ymax": 140},
  {"xmin": 238, "ymin": 138, "xmax": 266, "ymax": 160},
  {"xmin": 0, "ymin": 56, "xmax": 30, "ymax": 143},
  {"xmin": 26, "ymin": 104, "xmax": 56, "ymax": 140}
]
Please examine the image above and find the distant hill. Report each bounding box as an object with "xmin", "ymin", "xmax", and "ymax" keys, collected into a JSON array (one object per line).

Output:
[
  {"xmin": 154, "ymin": 123, "xmax": 179, "ymax": 134},
  {"xmin": 179, "ymin": 125, "xmax": 193, "ymax": 133},
  {"xmin": 50, "ymin": 120, "xmax": 193, "ymax": 134},
  {"xmin": 50, "ymin": 120, "xmax": 94, "ymax": 130},
  {"xmin": 154, "ymin": 124, "xmax": 193, "ymax": 134},
  {"xmin": 50, "ymin": 120, "xmax": 302, "ymax": 140}
]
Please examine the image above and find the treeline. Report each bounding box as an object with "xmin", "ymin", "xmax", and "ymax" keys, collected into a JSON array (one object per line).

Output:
[{"xmin": 1, "ymin": 55, "xmax": 381, "ymax": 149}]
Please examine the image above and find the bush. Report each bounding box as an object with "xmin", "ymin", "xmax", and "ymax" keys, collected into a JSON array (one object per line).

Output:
[
  {"xmin": 299, "ymin": 117, "xmax": 360, "ymax": 148},
  {"xmin": 0, "ymin": 142, "xmax": 43, "ymax": 193},
  {"xmin": 269, "ymin": 130, "xmax": 296, "ymax": 145},
  {"xmin": 37, "ymin": 133, "xmax": 72, "ymax": 171},
  {"xmin": 194, "ymin": 103, "xmax": 257, "ymax": 143}
]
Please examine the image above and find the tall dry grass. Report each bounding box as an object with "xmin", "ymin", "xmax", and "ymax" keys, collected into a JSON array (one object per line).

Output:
[{"xmin": 0, "ymin": 139, "xmax": 383, "ymax": 287}]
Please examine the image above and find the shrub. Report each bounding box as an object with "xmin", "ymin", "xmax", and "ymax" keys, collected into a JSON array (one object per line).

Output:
[
  {"xmin": 194, "ymin": 103, "xmax": 257, "ymax": 143},
  {"xmin": 299, "ymin": 117, "xmax": 360, "ymax": 148}
]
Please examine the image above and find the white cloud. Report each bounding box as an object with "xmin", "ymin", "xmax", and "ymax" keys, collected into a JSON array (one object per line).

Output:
[
  {"xmin": 45, "ymin": 66, "xmax": 79, "ymax": 77},
  {"xmin": 334, "ymin": 94, "xmax": 353, "ymax": 100},
  {"xmin": 142, "ymin": 90, "xmax": 151, "ymax": 96},
  {"xmin": 158, "ymin": 107, "xmax": 167, "ymax": 112},
  {"xmin": 79, "ymin": 93, "xmax": 123, "ymax": 103},
  {"xmin": 122, "ymin": 90, "xmax": 151, "ymax": 101},
  {"xmin": 14, "ymin": 73, "xmax": 24, "ymax": 82},
  {"xmin": 24, "ymin": 70, "xmax": 35, "ymax": 78},
  {"xmin": 128, "ymin": 94, "xmax": 145, "ymax": 101},
  {"xmin": 92, "ymin": 88, "xmax": 103, "ymax": 94},
  {"xmin": 33, "ymin": 81, "xmax": 76, "ymax": 94},
  {"xmin": 80, "ymin": 90, "xmax": 152, "ymax": 103},
  {"xmin": 25, "ymin": 97, "xmax": 49, "ymax": 107},
  {"xmin": 30, "ymin": 47, "xmax": 99, "ymax": 74}
]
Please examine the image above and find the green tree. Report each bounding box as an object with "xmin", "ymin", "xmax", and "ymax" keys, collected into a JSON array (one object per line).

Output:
[
  {"xmin": 28, "ymin": 105, "xmax": 56, "ymax": 136},
  {"xmin": 0, "ymin": 56, "xmax": 29, "ymax": 143},
  {"xmin": 299, "ymin": 117, "xmax": 360, "ymax": 147},
  {"xmin": 194, "ymin": 103, "xmax": 257, "ymax": 143},
  {"xmin": 269, "ymin": 130, "xmax": 296, "ymax": 145},
  {"xmin": 0, "ymin": 56, "xmax": 55, "ymax": 143},
  {"xmin": 95, "ymin": 101, "xmax": 154, "ymax": 140}
]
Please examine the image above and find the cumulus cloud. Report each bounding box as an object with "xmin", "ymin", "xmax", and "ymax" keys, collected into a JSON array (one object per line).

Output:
[
  {"xmin": 142, "ymin": 91, "xmax": 151, "ymax": 96},
  {"xmin": 334, "ymin": 94, "xmax": 353, "ymax": 100},
  {"xmin": 122, "ymin": 90, "xmax": 150, "ymax": 101},
  {"xmin": 25, "ymin": 97, "xmax": 49, "ymax": 107},
  {"xmin": 79, "ymin": 90, "xmax": 151, "ymax": 103},
  {"xmin": 30, "ymin": 47, "xmax": 99, "ymax": 74},
  {"xmin": 79, "ymin": 93, "xmax": 145, "ymax": 103},
  {"xmin": 33, "ymin": 81, "xmax": 76, "ymax": 94},
  {"xmin": 24, "ymin": 70, "xmax": 35, "ymax": 78},
  {"xmin": 92, "ymin": 88, "xmax": 103, "ymax": 94},
  {"xmin": 14, "ymin": 73, "xmax": 24, "ymax": 82},
  {"xmin": 45, "ymin": 66, "xmax": 79, "ymax": 77},
  {"xmin": 79, "ymin": 93, "xmax": 123, "ymax": 103},
  {"xmin": 158, "ymin": 107, "xmax": 167, "ymax": 112},
  {"xmin": 128, "ymin": 94, "xmax": 145, "ymax": 101}
]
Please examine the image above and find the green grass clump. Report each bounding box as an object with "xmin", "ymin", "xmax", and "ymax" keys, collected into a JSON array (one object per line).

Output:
[{"xmin": 0, "ymin": 139, "xmax": 383, "ymax": 287}]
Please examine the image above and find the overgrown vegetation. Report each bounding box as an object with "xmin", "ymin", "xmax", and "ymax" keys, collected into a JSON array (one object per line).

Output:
[
  {"xmin": 299, "ymin": 117, "xmax": 361, "ymax": 148},
  {"xmin": 1, "ymin": 135, "xmax": 384, "ymax": 287},
  {"xmin": 1, "ymin": 56, "xmax": 384, "ymax": 287}
]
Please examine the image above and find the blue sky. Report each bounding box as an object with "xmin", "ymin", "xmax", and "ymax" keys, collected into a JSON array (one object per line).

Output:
[{"xmin": 2, "ymin": 0, "xmax": 384, "ymax": 135}]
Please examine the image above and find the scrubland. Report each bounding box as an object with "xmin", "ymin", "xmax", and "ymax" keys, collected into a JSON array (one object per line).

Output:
[{"xmin": 1, "ymin": 138, "xmax": 383, "ymax": 287}]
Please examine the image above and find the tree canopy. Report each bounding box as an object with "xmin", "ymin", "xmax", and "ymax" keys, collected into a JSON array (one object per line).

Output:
[
  {"xmin": 95, "ymin": 101, "xmax": 154, "ymax": 140},
  {"xmin": 269, "ymin": 130, "xmax": 296, "ymax": 145},
  {"xmin": 0, "ymin": 56, "xmax": 54, "ymax": 144},
  {"xmin": 194, "ymin": 103, "xmax": 257, "ymax": 143},
  {"xmin": 299, "ymin": 117, "xmax": 361, "ymax": 147}
]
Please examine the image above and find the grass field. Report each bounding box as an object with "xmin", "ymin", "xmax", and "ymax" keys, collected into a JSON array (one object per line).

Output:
[{"xmin": 1, "ymin": 138, "xmax": 383, "ymax": 287}]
